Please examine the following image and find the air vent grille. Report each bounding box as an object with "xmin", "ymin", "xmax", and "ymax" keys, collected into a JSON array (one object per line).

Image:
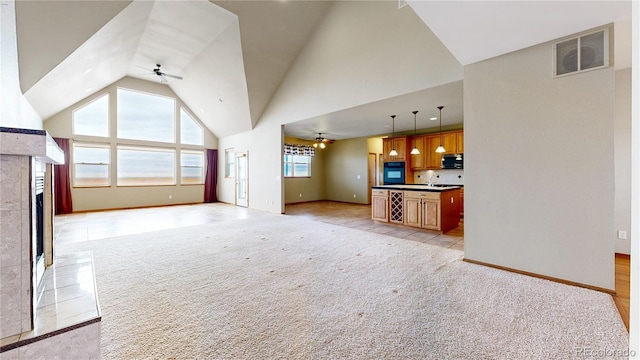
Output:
[{"xmin": 553, "ymin": 28, "xmax": 609, "ymax": 77}]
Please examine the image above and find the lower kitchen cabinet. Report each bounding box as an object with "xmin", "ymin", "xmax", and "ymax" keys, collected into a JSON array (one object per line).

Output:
[
  {"xmin": 403, "ymin": 191, "xmax": 441, "ymax": 230},
  {"xmin": 371, "ymin": 190, "xmax": 389, "ymax": 222}
]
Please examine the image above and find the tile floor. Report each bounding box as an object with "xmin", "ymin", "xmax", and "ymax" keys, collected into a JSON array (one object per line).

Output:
[
  {"xmin": 54, "ymin": 201, "xmax": 463, "ymax": 250},
  {"xmin": 284, "ymin": 201, "xmax": 464, "ymax": 250},
  {"xmin": 0, "ymin": 252, "xmax": 100, "ymax": 348}
]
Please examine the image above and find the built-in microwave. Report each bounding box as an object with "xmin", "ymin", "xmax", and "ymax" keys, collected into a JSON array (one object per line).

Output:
[
  {"xmin": 442, "ymin": 154, "xmax": 463, "ymax": 169},
  {"xmin": 383, "ymin": 161, "xmax": 405, "ymax": 184}
]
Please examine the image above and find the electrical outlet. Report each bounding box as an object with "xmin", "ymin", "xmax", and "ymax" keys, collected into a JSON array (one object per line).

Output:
[
  {"xmin": 353, "ymin": 194, "xmax": 356, "ymax": 198},
  {"xmin": 169, "ymin": 195, "xmax": 172, "ymax": 199},
  {"xmin": 299, "ymin": 193, "xmax": 302, "ymax": 197},
  {"xmin": 618, "ymin": 230, "xmax": 627, "ymax": 240}
]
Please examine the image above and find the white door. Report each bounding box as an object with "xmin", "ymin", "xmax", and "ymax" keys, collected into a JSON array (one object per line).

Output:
[{"xmin": 235, "ymin": 152, "xmax": 248, "ymax": 207}]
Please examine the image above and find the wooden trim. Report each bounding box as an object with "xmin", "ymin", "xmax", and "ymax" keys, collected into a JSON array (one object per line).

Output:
[
  {"xmin": 615, "ymin": 253, "xmax": 630, "ymax": 260},
  {"xmin": 462, "ymin": 258, "xmax": 616, "ymax": 295}
]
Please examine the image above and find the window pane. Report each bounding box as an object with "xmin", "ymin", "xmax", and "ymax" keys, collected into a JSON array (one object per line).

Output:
[
  {"xmin": 73, "ymin": 146, "xmax": 110, "ymax": 164},
  {"xmin": 73, "ymin": 94, "xmax": 109, "ymax": 137},
  {"xmin": 180, "ymin": 109, "xmax": 204, "ymax": 145},
  {"xmin": 292, "ymin": 155, "xmax": 308, "ymax": 163},
  {"xmin": 284, "ymin": 162, "xmax": 292, "ymax": 177},
  {"xmin": 117, "ymin": 147, "xmax": 175, "ymax": 186},
  {"xmin": 75, "ymin": 164, "xmax": 109, "ymax": 187},
  {"xmin": 226, "ymin": 149, "xmax": 235, "ymax": 178},
  {"xmin": 117, "ymin": 88, "xmax": 175, "ymax": 143},
  {"xmin": 293, "ymin": 164, "xmax": 309, "ymax": 177},
  {"xmin": 73, "ymin": 144, "xmax": 110, "ymax": 187},
  {"xmin": 181, "ymin": 152, "xmax": 204, "ymax": 184}
]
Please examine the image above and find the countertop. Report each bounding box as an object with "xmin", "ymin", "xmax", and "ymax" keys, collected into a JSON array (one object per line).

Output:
[{"xmin": 372, "ymin": 184, "xmax": 462, "ymax": 192}]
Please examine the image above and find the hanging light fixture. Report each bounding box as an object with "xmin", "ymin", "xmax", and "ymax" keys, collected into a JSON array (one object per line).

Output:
[
  {"xmin": 435, "ymin": 106, "xmax": 446, "ymax": 153},
  {"xmin": 389, "ymin": 115, "xmax": 398, "ymax": 157},
  {"xmin": 410, "ymin": 110, "xmax": 420, "ymax": 155},
  {"xmin": 313, "ymin": 133, "xmax": 326, "ymax": 149}
]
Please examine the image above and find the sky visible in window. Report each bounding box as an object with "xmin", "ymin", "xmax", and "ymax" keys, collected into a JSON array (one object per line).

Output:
[
  {"xmin": 73, "ymin": 94, "xmax": 109, "ymax": 137},
  {"xmin": 117, "ymin": 89, "xmax": 175, "ymax": 143}
]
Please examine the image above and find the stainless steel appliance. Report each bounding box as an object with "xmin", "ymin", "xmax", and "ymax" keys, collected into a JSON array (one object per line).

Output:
[{"xmin": 442, "ymin": 154, "xmax": 463, "ymax": 169}]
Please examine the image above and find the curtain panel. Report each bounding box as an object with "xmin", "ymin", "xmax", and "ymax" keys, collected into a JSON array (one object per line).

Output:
[
  {"xmin": 204, "ymin": 148, "xmax": 218, "ymax": 203},
  {"xmin": 53, "ymin": 137, "xmax": 73, "ymax": 214}
]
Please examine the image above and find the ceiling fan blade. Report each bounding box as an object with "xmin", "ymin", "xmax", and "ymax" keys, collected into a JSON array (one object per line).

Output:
[{"xmin": 162, "ymin": 73, "xmax": 183, "ymax": 80}]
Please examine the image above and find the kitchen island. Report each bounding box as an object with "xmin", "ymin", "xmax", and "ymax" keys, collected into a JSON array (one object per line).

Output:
[{"xmin": 371, "ymin": 185, "xmax": 461, "ymax": 234}]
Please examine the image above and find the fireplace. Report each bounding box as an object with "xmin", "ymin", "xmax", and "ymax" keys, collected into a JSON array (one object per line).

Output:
[{"xmin": 0, "ymin": 127, "xmax": 101, "ymax": 358}]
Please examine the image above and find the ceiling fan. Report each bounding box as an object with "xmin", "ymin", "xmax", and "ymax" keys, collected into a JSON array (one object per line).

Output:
[
  {"xmin": 138, "ymin": 64, "xmax": 183, "ymax": 83},
  {"xmin": 312, "ymin": 132, "xmax": 335, "ymax": 149}
]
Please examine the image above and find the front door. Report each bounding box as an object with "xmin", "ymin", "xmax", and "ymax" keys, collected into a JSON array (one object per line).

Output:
[{"xmin": 235, "ymin": 152, "xmax": 248, "ymax": 207}]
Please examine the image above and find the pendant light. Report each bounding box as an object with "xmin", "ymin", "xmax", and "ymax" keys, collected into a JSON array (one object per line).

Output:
[
  {"xmin": 435, "ymin": 106, "xmax": 446, "ymax": 153},
  {"xmin": 410, "ymin": 110, "xmax": 420, "ymax": 155},
  {"xmin": 389, "ymin": 115, "xmax": 398, "ymax": 157}
]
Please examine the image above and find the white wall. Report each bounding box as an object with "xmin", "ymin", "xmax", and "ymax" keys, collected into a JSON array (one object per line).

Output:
[
  {"xmin": 614, "ymin": 68, "xmax": 632, "ymax": 254},
  {"xmin": 218, "ymin": 1, "xmax": 463, "ymax": 213},
  {"xmin": 464, "ymin": 33, "xmax": 615, "ymax": 290},
  {"xmin": 0, "ymin": 1, "xmax": 42, "ymax": 130},
  {"xmin": 629, "ymin": 1, "xmax": 639, "ymax": 354},
  {"xmin": 43, "ymin": 77, "xmax": 217, "ymax": 212}
]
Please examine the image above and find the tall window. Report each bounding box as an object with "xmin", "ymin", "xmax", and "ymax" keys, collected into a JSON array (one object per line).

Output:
[
  {"xmin": 284, "ymin": 155, "xmax": 311, "ymax": 177},
  {"xmin": 71, "ymin": 87, "xmax": 207, "ymax": 188},
  {"xmin": 117, "ymin": 146, "xmax": 176, "ymax": 186},
  {"xmin": 181, "ymin": 151, "xmax": 204, "ymax": 184},
  {"xmin": 73, "ymin": 143, "xmax": 110, "ymax": 187},
  {"xmin": 225, "ymin": 149, "xmax": 235, "ymax": 178},
  {"xmin": 180, "ymin": 108, "xmax": 204, "ymax": 145},
  {"xmin": 73, "ymin": 94, "xmax": 109, "ymax": 137},
  {"xmin": 117, "ymin": 88, "xmax": 175, "ymax": 143}
]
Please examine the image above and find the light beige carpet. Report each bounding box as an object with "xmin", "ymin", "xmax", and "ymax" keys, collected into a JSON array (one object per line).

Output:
[{"xmin": 57, "ymin": 214, "xmax": 628, "ymax": 359}]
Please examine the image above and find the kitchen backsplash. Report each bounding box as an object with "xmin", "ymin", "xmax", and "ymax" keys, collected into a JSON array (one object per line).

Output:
[{"xmin": 413, "ymin": 169, "xmax": 464, "ymax": 185}]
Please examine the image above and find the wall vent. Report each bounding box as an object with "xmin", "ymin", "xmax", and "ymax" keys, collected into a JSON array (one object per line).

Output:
[
  {"xmin": 553, "ymin": 28, "xmax": 609, "ymax": 78},
  {"xmin": 398, "ymin": 0, "xmax": 408, "ymax": 9}
]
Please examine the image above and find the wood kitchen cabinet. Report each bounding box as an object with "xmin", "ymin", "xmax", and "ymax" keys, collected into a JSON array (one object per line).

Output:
[
  {"xmin": 442, "ymin": 132, "xmax": 457, "ymax": 154},
  {"xmin": 456, "ymin": 131, "xmax": 464, "ymax": 153},
  {"xmin": 424, "ymin": 136, "xmax": 442, "ymax": 169},
  {"xmin": 403, "ymin": 191, "xmax": 441, "ymax": 230},
  {"xmin": 383, "ymin": 136, "xmax": 407, "ymax": 162},
  {"xmin": 371, "ymin": 189, "xmax": 389, "ymax": 222},
  {"xmin": 409, "ymin": 135, "xmax": 426, "ymax": 170}
]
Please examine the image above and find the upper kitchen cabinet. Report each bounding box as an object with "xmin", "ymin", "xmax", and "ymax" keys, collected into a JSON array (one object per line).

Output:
[
  {"xmin": 442, "ymin": 133, "xmax": 457, "ymax": 154},
  {"xmin": 409, "ymin": 135, "xmax": 426, "ymax": 170},
  {"xmin": 437, "ymin": 130, "xmax": 464, "ymax": 155},
  {"xmin": 383, "ymin": 136, "xmax": 408, "ymax": 162},
  {"xmin": 456, "ymin": 131, "xmax": 464, "ymax": 153},
  {"xmin": 424, "ymin": 135, "xmax": 442, "ymax": 169}
]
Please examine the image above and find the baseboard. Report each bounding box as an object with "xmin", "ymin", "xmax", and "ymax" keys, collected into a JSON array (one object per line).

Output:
[{"xmin": 462, "ymin": 258, "xmax": 616, "ymax": 296}]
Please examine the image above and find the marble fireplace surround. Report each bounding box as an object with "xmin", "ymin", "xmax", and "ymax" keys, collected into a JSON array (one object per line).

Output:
[{"xmin": 0, "ymin": 127, "xmax": 101, "ymax": 358}]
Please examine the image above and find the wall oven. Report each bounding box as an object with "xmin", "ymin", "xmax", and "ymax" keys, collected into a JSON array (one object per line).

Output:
[{"xmin": 383, "ymin": 161, "xmax": 405, "ymax": 184}]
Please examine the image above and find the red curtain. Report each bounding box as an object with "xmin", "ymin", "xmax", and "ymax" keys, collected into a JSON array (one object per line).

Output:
[
  {"xmin": 204, "ymin": 149, "xmax": 218, "ymax": 203},
  {"xmin": 53, "ymin": 138, "xmax": 73, "ymax": 214}
]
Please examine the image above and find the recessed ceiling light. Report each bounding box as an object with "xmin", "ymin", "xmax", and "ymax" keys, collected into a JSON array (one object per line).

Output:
[
  {"xmin": 85, "ymin": 87, "xmax": 93, "ymax": 93},
  {"xmin": 430, "ymin": 117, "xmax": 437, "ymax": 121},
  {"xmin": 83, "ymin": 68, "xmax": 92, "ymax": 75}
]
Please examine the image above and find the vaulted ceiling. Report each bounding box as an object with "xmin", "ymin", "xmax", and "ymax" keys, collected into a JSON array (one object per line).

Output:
[{"xmin": 15, "ymin": 0, "xmax": 632, "ymax": 141}]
